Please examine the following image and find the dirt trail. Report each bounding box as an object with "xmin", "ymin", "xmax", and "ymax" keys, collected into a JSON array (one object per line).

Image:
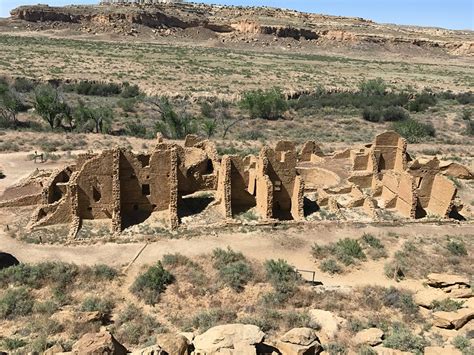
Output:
[{"xmin": 1, "ymin": 222, "xmax": 472, "ymax": 292}]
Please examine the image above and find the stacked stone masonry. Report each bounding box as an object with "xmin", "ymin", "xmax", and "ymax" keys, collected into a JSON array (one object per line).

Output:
[{"xmin": 0, "ymin": 131, "xmax": 469, "ymax": 238}]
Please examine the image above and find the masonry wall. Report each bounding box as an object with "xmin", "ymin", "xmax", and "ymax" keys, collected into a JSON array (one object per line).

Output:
[{"xmin": 426, "ymin": 175, "xmax": 456, "ymax": 217}]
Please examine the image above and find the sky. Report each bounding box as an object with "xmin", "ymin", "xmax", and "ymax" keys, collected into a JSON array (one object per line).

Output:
[{"xmin": 0, "ymin": 0, "xmax": 473, "ymax": 30}]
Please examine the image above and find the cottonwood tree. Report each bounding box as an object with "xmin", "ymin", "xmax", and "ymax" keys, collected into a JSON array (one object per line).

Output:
[
  {"xmin": 34, "ymin": 84, "xmax": 70, "ymax": 130},
  {"xmin": 0, "ymin": 82, "xmax": 22, "ymax": 127},
  {"xmin": 74, "ymin": 100, "xmax": 112, "ymax": 133},
  {"xmin": 148, "ymin": 97, "xmax": 197, "ymax": 139}
]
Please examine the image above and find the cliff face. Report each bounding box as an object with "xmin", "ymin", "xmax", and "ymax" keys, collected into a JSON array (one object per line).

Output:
[{"xmin": 8, "ymin": 4, "xmax": 474, "ymax": 56}]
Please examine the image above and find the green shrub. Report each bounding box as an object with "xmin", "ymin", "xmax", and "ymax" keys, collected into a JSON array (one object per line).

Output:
[
  {"xmin": 130, "ymin": 262, "xmax": 174, "ymax": 305},
  {"xmin": 81, "ymin": 296, "xmax": 115, "ymax": 317},
  {"xmin": 212, "ymin": 247, "xmax": 246, "ymax": 269},
  {"xmin": 334, "ymin": 238, "xmax": 366, "ymax": 265},
  {"xmin": 382, "ymin": 287, "xmax": 418, "ymax": 319},
  {"xmin": 361, "ymin": 233, "xmax": 384, "ymax": 249},
  {"xmin": 430, "ymin": 298, "xmax": 464, "ymax": 312},
  {"xmin": 383, "ymin": 323, "xmax": 426, "ymax": 353},
  {"xmin": 13, "ymin": 77, "xmax": 35, "ymax": 93},
  {"xmin": 125, "ymin": 120, "xmax": 147, "ymax": 138},
  {"xmin": 451, "ymin": 335, "xmax": 472, "ymax": 353},
  {"xmin": 264, "ymin": 259, "xmax": 298, "ymax": 286},
  {"xmin": 392, "ymin": 119, "xmax": 436, "ymax": 143},
  {"xmin": 33, "ymin": 300, "xmax": 59, "ymax": 315},
  {"xmin": 237, "ymin": 129, "xmax": 265, "ymax": 140},
  {"xmin": 121, "ymin": 82, "xmax": 141, "ymax": 98},
  {"xmin": 1, "ymin": 337, "xmax": 27, "ymax": 350},
  {"xmin": 446, "ymin": 240, "xmax": 468, "ymax": 256},
  {"xmin": 284, "ymin": 311, "xmax": 311, "ymax": 328},
  {"xmin": 63, "ymin": 80, "xmax": 121, "ymax": 96},
  {"xmin": 382, "ymin": 106, "xmax": 410, "ymax": 122},
  {"xmin": 319, "ymin": 259, "xmax": 342, "ymax": 274},
  {"xmin": 0, "ymin": 287, "xmax": 34, "ymax": 319},
  {"xmin": 219, "ymin": 260, "xmax": 254, "ymax": 292},
  {"xmin": 408, "ymin": 91, "xmax": 437, "ymax": 112},
  {"xmin": 162, "ymin": 253, "xmax": 196, "ymax": 268},
  {"xmin": 212, "ymin": 248, "xmax": 253, "ymax": 291},
  {"xmin": 89, "ymin": 264, "xmax": 118, "ymax": 281},
  {"xmin": 0, "ymin": 262, "xmax": 79, "ymax": 289},
  {"xmin": 154, "ymin": 98, "xmax": 198, "ymax": 139},
  {"xmin": 117, "ymin": 98, "xmax": 137, "ymax": 112},
  {"xmin": 361, "ymin": 107, "xmax": 382, "ymax": 122},
  {"xmin": 460, "ymin": 108, "xmax": 472, "ymax": 121},
  {"xmin": 359, "ymin": 78, "xmax": 387, "ymax": 96},
  {"xmin": 240, "ymin": 88, "xmax": 288, "ymax": 119},
  {"xmin": 324, "ymin": 342, "xmax": 348, "ymax": 355},
  {"xmin": 358, "ymin": 346, "xmax": 377, "ymax": 355},
  {"xmin": 191, "ymin": 308, "xmax": 237, "ymax": 331}
]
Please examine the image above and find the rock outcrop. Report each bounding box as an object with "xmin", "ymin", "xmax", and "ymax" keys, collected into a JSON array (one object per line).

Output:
[{"xmin": 71, "ymin": 331, "xmax": 127, "ymax": 355}]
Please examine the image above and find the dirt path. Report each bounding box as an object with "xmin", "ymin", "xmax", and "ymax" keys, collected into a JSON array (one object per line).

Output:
[{"xmin": 1, "ymin": 222, "xmax": 472, "ymax": 292}]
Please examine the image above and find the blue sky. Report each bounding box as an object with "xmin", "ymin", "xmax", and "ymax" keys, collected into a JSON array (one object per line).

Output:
[{"xmin": 1, "ymin": 0, "xmax": 473, "ymax": 30}]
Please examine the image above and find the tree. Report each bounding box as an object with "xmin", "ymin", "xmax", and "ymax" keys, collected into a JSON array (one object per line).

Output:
[
  {"xmin": 74, "ymin": 100, "xmax": 112, "ymax": 133},
  {"xmin": 34, "ymin": 85, "xmax": 70, "ymax": 130},
  {"xmin": 148, "ymin": 97, "xmax": 197, "ymax": 139},
  {"xmin": 239, "ymin": 88, "xmax": 288, "ymax": 120},
  {"xmin": 201, "ymin": 118, "xmax": 217, "ymax": 138},
  {"xmin": 0, "ymin": 82, "xmax": 22, "ymax": 127}
]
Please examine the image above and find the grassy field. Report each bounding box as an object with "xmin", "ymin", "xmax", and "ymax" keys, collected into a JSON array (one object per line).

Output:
[{"xmin": 0, "ymin": 34, "xmax": 473, "ymax": 98}]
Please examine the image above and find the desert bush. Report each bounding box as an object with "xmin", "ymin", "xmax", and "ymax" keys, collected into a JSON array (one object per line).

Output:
[
  {"xmin": 0, "ymin": 81, "xmax": 24, "ymax": 127},
  {"xmin": 162, "ymin": 253, "xmax": 197, "ymax": 268},
  {"xmin": 284, "ymin": 310, "xmax": 311, "ymax": 328},
  {"xmin": 381, "ymin": 287, "xmax": 418, "ymax": 319},
  {"xmin": 113, "ymin": 303, "xmax": 164, "ymax": 345},
  {"xmin": 446, "ymin": 239, "xmax": 468, "ymax": 256},
  {"xmin": 392, "ymin": 119, "xmax": 436, "ymax": 143},
  {"xmin": 312, "ymin": 238, "xmax": 366, "ymax": 266},
  {"xmin": 125, "ymin": 120, "xmax": 148, "ymax": 138},
  {"xmin": 191, "ymin": 308, "xmax": 237, "ymax": 331},
  {"xmin": 430, "ymin": 298, "xmax": 464, "ymax": 312},
  {"xmin": 130, "ymin": 262, "xmax": 174, "ymax": 305},
  {"xmin": 240, "ymin": 87, "xmax": 288, "ymax": 119},
  {"xmin": 361, "ymin": 233, "xmax": 384, "ymax": 249},
  {"xmin": 408, "ymin": 91, "xmax": 437, "ymax": 112},
  {"xmin": 0, "ymin": 262, "xmax": 79, "ymax": 289},
  {"xmin": 88, "ymin": 264, "xmax": 119, "ymax": 281},
  {"xmin": 382, "ymin": 106, "xmax": 410, "ymax": 122},
  {"xmin": 358, "ymin": 346, "xmax": 377, "ymax": 355},
  {"xmin": 359, "ymin": 78, "xmax": 387, "ymax": 96},
  {"xmin": 0, "ymin": 287, "xmax": 34, "ymax": 319},
  {"xmin": 452, "ymin": 335, "xmax": 473, "ymax": 353},
  {"xmin": 64, "ymin": 80, "xmax": 121, "ymax": 97},
  {"xmin": 117, "ymin": 98, "xmax": 137, "ymax": 112},
  {"xmin": 1, "ymin": 337, "xmax": 27, "ymax": 350},
  {"xmin": 455, "ymin": 91, "xmax": 474, "ymax": 105},
  {"xmin": 212, "ymin": 248, "xmax": 253, "ymax": 291},
  {"xmin": 323, "ymin": 342, "xmax": 348, "ymax": 355},
  {"xmin": 13, "ymin": 77, "xmax": 35, "ymax": 92},
  {"xmin": 81, "ymin": 296, "xmax": 115, "ymax": 318},
  {"xmin": 383, "ymin": 323, "xmax": 426, "ymax": 353},
  {"xmin": 121, "ymin": 82, "xmax": 141, "ymax": 98},
  {"xmin": 264, "ymin": 259, "xmax": 299, "ymax": 286},
  {"xmin": 319, "ymin": 259, "xmax": 343, "ymax": 274},
  {"xmin": 361, "ymin": 107, "xmax": 382, "ymax": 122},
  {"xmin": 33, "ymin": 300, "xmax": 59, "ymax": 315},
  {"xmin": 201, "ymin": 118, "xmax": 217, "ymax": 138}
]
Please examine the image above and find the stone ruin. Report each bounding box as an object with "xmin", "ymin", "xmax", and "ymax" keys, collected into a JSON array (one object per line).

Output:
[{"xmin": 0, "ymin": 131, "xmax": 470, "ymax": 239}]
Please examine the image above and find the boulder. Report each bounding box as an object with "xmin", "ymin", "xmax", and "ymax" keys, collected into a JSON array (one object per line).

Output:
[
  {"xmin": 424, "ymin": 345, "xmax": 462, "ymax": 355},
  {"xmin": 277, "ymin": 328, "xmax": 321, "ymax": 355},
  {"xmin": 130, "ymin": 345, "xmax": 164, "ymax": 355},
  {"xmin": 414, "ymin": 289, "xmax": 448, "ymax": 308},
  {"xmin": 0, "ymin": 252, "xmax": 19, "ymax": 270},
  {"xmin": 439, "ymin": 162, "xmax": 474, "ymax": 180},
  {"xmin": 354, "ymin": 328, "xmax": 384, "ymax": 346},
  {"xmin": 449, "ymin": 288, "xmax": 473, "ymax": 299},
  {"xmin": 156, "ymin": 333, "xmax": 188, "ymax": 355},
  {"xmin": 72, "ymin": 331, "xmax": 127, "ymax": 355},
  {"xmin": 43, "ymin": 344, "xmax": 65, "ymax": 355},
  {"xmin": 432, "ymin": 308, "xmax": 474, "ymax": 330},
  {"xmin": 427, "ymin": 273, "xmax": 470, "ymax": 288},
  {"xmin": 308, "ymin": 309, "xmax": 347, "ymax": 341},
  {"xmin": 193, "ymin": 324, "xmax": 265, "ymax": 353}
]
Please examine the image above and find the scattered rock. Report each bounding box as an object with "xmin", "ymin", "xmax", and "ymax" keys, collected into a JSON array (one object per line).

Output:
[
  {"xmin": 277, "ymin": 327, "xmax": 321, "ymax": 355},
  {"xmin": 354, "ymin": 328, "xmax": 384, "ymax": 346},
  {"xmin": 72, "ymin": 331, "xmax": 127, "ymax": 355},
  {"xmin": 308, "ymin": 309, "xmax": 347, "ymax": 341},
  {"xmin": 156, "ymin": 333, "xmax": 188, "ymax": 355},
  {"xmin": 432, "ymin": 308, "xmax": 474, "ymax": 330},
  {"xmin": 193, "ymin": 324, "xmax": 265, "ymax": 353},
  {"xmin": 424, "ymin": 345, "xmax": 462, "ymax": 355},
  {"xmin": 427, "ymin": 273, "xmax": 470, "ymax": 288}
]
